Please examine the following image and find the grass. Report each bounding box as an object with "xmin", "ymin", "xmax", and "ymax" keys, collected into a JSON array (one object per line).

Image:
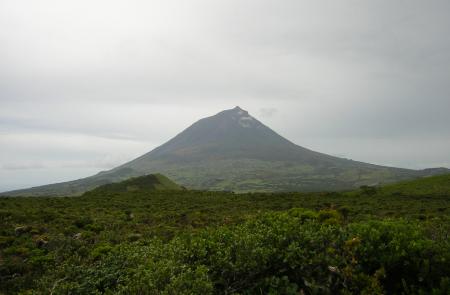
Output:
[{"xmin": 378, "ymin": 173, "xmax": 450, "ymax": 196}]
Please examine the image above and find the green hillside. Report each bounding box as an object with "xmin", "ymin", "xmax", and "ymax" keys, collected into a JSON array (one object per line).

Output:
[
  {"xmin": 86, "ymin": 174, "xmax": 183, "ymax": 194},
  {"xmin": 378, "ymin": 173, "xmax": 450, "ymax": 196},
  {"xmin": 1, "ymin": 175, "xmax": 449, "ymax": 294}
]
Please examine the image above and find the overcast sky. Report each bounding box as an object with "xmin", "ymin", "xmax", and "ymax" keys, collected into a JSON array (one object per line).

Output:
[{"xmin": 1, "ymin": 0, "xmax": 450, "ymax": 192}]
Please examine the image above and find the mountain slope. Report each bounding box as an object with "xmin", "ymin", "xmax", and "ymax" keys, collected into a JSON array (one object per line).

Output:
[{"xmin": 2, "ymin": 107, "xmax": 448, "ymax": 196}]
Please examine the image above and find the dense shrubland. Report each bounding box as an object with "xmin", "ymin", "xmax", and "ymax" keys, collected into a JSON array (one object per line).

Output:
[
  {"xmin": 37, "ymin": 210, "xmax": 450, "ymax": 294},
  {"xmin": 1, "ymin": 174, "xmax": 449, "ymax": 294}
]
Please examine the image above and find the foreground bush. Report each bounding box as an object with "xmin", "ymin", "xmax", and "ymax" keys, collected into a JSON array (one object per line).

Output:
[{"xmin": 39, "ymin": 209, "xmax": 450, "ymax": 294}]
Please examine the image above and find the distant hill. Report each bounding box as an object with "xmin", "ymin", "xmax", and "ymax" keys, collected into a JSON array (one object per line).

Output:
[
  {"xmin": 85, "ymin": 174, "xmax": 183, "ymax": 194},
  {"xmin": 2, "ymin": 106, "xmax": 449, "ymax": 196},
  {"xmin": 377, "ymin": 173, "xmax": 450, "ymax": 197}
]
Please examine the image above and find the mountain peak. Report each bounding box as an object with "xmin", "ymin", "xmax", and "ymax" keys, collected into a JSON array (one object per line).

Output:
[
  {"xmin": 232, "ymin": 106, "xmax": 245, "ymax": 113},
  {"xmin": 223, "ymin": 106, "xmax": 248, "ymax": 115},
  {"xmin": 218, "ymin": 106, "xmax": 255, "ymax": 127}
]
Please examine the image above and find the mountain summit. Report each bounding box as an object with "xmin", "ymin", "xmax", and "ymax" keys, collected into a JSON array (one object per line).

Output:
[
  {"xmin": 3, "ymin": 107, "xmax": 448, "ymax": 195},
  {"xmin": 132, "ymin": 106, "xmax": 316, "ymax": 162}
]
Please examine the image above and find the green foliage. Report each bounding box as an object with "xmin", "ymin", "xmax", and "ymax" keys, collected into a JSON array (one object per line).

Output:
[
  {"xmin": 360, "ymin": 185, "xmax": 378, "ymax": 196},
  {"xmin": 379, "ymin": 173, "xmax": 450, "ymax": 197},
  {"xmin": 87, "ymin": 173, "xmax": 184, "ymax": 194},
  {"xmin": 38, "ymin": 211, "xmax": 450, "ymax": 294},
  {"xmin": 0, "ymin": 175, "xmax": 449, "ymax": 294}
]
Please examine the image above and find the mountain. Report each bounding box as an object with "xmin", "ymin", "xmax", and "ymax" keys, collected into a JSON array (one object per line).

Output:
[
  {"xmin": 84, "ymin": 174, "xmax": 184, "ymax": 195},
  {"xmin": 2, "ymin": 106, "xmax": 448, "ymax": 196}
]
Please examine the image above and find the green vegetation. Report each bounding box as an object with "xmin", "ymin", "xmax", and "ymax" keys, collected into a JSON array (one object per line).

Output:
[
  {"xmin": 1, "ymin": 174, "xmax": 449, "ymax": 294},
  {"xmin": 378, "ymin": 173, "xmax": 450, "ymax": 197},
  {"xmin": 89, "ymin": 174, "xmax": 184, "ymax": 193}
]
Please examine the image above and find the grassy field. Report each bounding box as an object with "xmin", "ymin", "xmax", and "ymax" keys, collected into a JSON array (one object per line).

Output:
[{"xmin": 0, "ymin": 174, "xmax": 449, "ymax": 294}]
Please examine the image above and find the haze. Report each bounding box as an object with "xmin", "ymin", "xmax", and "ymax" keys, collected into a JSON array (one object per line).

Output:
[{"xmin": 1, "ymin": 0, "xmax": 450, "ymax": 192}]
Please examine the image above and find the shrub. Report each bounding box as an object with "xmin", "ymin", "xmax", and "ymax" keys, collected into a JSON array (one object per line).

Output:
[
  {"xmin": 360, "ymin": 185, "xmax": 378, "ymax": 196},
  {"xmin": 41, "ymin": 210, "xmax": 450, "ymax": 294},
  {"xmin": 91, "ymin": 244, "xmax": 113, "ymax": 260},
  {"xmin": 73, "ymin": 216, "xmax": 93, "ymax": 228}
]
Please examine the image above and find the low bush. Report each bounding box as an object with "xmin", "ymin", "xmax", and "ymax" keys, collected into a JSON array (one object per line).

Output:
[{"xmin": 41, "ymin": 209, "xmax": 450, "ymax": 294}]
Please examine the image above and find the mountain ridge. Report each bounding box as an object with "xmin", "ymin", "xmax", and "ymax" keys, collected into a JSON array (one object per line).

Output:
[{"xmin": 2, "ymin": 106, "xmax": 449, "ymax": 196}]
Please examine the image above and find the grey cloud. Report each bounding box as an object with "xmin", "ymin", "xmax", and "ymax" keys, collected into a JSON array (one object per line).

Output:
[
  {"xmin": 1, "ymin": 0, "xmax": 449, "ymax": 191},
  {"xmin": 2, "ymin": 163, "xmax": 46, "ymax": 170},
  {"xmin": 259, "ymin": 108, "xmax": 278, "ymax": 118}
]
